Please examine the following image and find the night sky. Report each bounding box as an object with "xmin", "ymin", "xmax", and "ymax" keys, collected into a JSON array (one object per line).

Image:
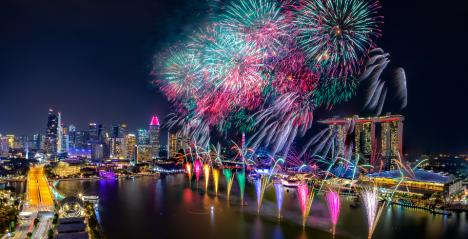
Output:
[{"xmin": 0, "ymin": 0, "xmax": 467, "ymax": 153}]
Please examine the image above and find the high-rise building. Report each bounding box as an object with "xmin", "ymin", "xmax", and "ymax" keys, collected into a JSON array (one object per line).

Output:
[
  {"xmin": 0, "ymin": 135, "xmax": 8, "ymax": 156},
  {"xmin": 91, "ymin": 143, "xmax": 104, "ymax": 161},
  {"xmin": 319, "ymin": 115, "xmax": 404, "ymax": 171},
  {"xmin": 136, "ymin": 145, "xmax": 152, "ymax": 164},
  {"xmin": 125, "ymin": 134, "xmax": 136, "ymax": 163},
  {"xmin": 5, "ymin": 135, "xmax": 15, "ymax": 149},
  {"xmin": 68, "ymin": 125, "xmax": 76, "ymax": 149},
  {"xmin": 111, "ymin": 124, "xmax": 127, "ymax": 139},
  {"xmin": 109, "ymin": 138, "xmax": 126, "ymax": 159},
  {"xmin": 380, "ymin": 119, "xmax": 404, "ymax": 169},
  {"xmin": 148, "ymin": 116, "xmax": 160, "ymax": 160},
  {"xmin": 168, "ymin": 132, "xmax": 182, "ymax": 158},
  {"xmin": 32, "ymin": 134, "xmax": 44, "ymax": 150},
  {"xmin": 45, "ymin": 109, "xmax": 58, "ymax": 154},
  {"xmin": 137, "ymin": 129, "xmax": 149, "ymax": 145},
  {"xmin": 57, "ymin": 112, "xmax": 63, "ymax": 153},
  {"xmin": 74, "ymin": 131, "xmax": 89, "ymax": 149},
  {"xmin": 88, "ymin": 123, "xmax": 104, "ymax": 142}
]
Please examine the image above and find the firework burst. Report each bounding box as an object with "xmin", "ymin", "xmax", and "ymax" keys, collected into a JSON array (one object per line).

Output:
[
  {"xmin": 296, "ymin": 0, "xmax": 382, "ymax": 78},
  {"xmin": 220, "ymin": 0, "xmax": 290, "ymax": 53}
]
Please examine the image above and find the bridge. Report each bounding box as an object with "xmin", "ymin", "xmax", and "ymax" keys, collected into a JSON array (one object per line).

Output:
[{"xmin": 26, "ymin": 165, "xmax": 54, "ymax": 211}]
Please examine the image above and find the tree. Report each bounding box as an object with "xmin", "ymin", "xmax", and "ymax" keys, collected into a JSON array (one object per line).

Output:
[
  {"xmin": 47, "ymin": 229, "xmax": 54, "ymax": 239},
  {"xmin": 52, "ymin": 213, "xmax": 58, "ymax": 224},
  {"xmin": 27, "ymin": 232, "xmax": 32, "ymax": 238},
  {"xmin": 33, "ymin": 218, "xmax": 39, "ymax": 227}
]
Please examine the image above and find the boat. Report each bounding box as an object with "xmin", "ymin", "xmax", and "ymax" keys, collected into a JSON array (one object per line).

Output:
[
  {"xmin": 350, "ymin": 200, "xmax": 362, "ymax": 209},
  {"xmin": 99, "ymin": 170, "xmax": 117, "ymax": 180}
]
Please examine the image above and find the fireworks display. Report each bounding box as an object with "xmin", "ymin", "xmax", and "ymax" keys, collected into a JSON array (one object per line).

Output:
[
  {"xmin": 296, "ymin": 0, "xmax": 382, "ymax": 79},
  {"xmin": 358, "ymin": 48, "xmax": 408, "ymax": 115},
  {"xmin": 325, "ymin": 190, "xmax": 341, "ymax": 235},
  {"xmin": 274, "ymin": 183, "xmax": 284, "ymax": 218},
  {"xmin": 361, "ymin": 187, "xmax": 384, "ymax": 239},
  {"xmin": 154, "ymin": 0, "xmax": 383, "ymax": 153}
]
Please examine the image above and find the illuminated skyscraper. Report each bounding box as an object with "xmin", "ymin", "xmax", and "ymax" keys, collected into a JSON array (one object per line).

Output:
[
  {"xmin": 137, "ymin": 129, "xmax": 149, "ymax": 145},
  {"xmin": 5, "ymin": 135, "xmax": 15, "ymax": 149},
  {"xmin": 111, "ymin": 124, "xmax": 127, "ymax": 139},
  {"xmin": 136, "ymin": 145, "xmax": 152, "ymax": 164},
  {"xmin": 32, "ymin": 134, "xmax": 44, "ymax": 150},
  {"xmin": 125, "ymin": 134, "xmax": 137, "ymax": 163},
  {"xmin": 68, "ymin": 125, "xmax": 76, "ymax": 149},
  {"xmin": 57, "ymin": 112, "xmax": 63, "ymax": 153},
  {"xmin": 109, "ymin": 138, "xmax": 126, "ymax": 159},
  {"xmin": 319, "ymin": 115, "xmax": 404, "ymax": 170},
  {"xmin": 380, "ymin": 119, "xmax": 404, "ymax": 169},
  {"xmin": 45, "ymin": 109, "xmax": 58, "ymax": 154},
  {"xmin": 148, "ymin": 116, "xmax": 160, "ymax": 160},
  {"xmin": 0, "ymin": 135, "xmax": 8, "ymax": 156},
  {"xmin": 91, "ymin": 143, "xmax": 104, "ymax": 161},
  {"xmin": 168, "ymin": 132, "xmax": 178, "ymax": 158}
]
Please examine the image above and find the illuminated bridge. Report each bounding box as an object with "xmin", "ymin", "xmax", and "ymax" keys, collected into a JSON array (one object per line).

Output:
[{"xmin": 26, "ymin": 166, "xmax": 54, "ymax": 211}]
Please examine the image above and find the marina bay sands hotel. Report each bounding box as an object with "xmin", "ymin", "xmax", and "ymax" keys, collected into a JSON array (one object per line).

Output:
[{"xmin": 319, "ymin": 114, "xmax": 404, "ymax": 170}]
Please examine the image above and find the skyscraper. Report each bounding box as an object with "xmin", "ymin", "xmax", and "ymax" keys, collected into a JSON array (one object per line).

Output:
[
  {"xmin": 148, "ymin": 116, "xmax": 160, "ymax": 160},
  {"xmin": 0, "ymin": 135, "xmax": 8, "ymax": 156},
  {"xmin": 137, "ymin": 129, "xmax": 149, "ymax": 145},
  {"xmin": 45, "ymin": 109, "xmax": 58, "ymax": 154},
  {"xmin": 112, "ymin": 124, "xmax": 127, "ymax": 138},
  {"xmin": 57, "ymin": 112, "xmax": 63, "ymax": 153},
  {"xmin": 109, "ymin": 138, "xmax": 126, "ymax": 159},
  {"xmin": 168, "ymin": 132, "xmax": 181, "ymax": 159},
  {"xmin": 319, "ymin": 115, "xmax": 404, "ymax": 171},
  {"xmin": 125, "ymin": 134, "xmax": 137, "ymax": 163},
  {"xmin": 88, "ymin": 123, "xmax": 103, "ymax": 142},
  {"xmin": 68, "ymin": 125, "xmax": 76, "ymax": 149},
  {"xmin": 32, "ymin": 134, "xmax": 44, "ymax": 150}
]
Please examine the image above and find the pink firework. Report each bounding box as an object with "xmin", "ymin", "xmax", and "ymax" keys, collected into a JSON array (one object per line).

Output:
[
  {"xmin": 194, "ymin": 160, "xmax": 202, "ymax": 182},
  {"xmin": 273, "ymin": 50, "xmax": 319, "ymax": 95},
  {"xmin": 297, "ymin": 183, "xmax": 309, "ymax": 216},
  {"xmin": 325, "ymin": 190, "xmax": 341, "ymax": 235}
]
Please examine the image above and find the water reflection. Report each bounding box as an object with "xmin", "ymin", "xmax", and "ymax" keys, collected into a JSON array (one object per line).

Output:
[{"xmin": 54, "ymin": 175, "xmax": 466, "ymax": 239}]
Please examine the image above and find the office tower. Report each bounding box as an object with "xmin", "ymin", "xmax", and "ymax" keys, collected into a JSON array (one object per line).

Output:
[
  {"xmin": 137, "ymin": 129, "xmax": 149, "ymax": 145},
  {"xmin": 63, "ymin": 134, "xmax": 70, "ymax": 154},
  {"xmin": 136, "ymin": 145, "xmax": 152, "ymax": 164},
  {"xmin": 109, "ymin": 138, "xmax": 126, "ymax": 159},
  {"xmin": 125, "ymin": 134, "xmax": 136, "ymax": 162},
  {"xmin": 45, "ymin": 108, "xmax": 58, "ymax": 154},
  {"xmin": 89, "ymin": 123, "xmax": 98, "ymax": 142},
  {"xmin": 68, "ymin": 125, "xmax": 76, "ymax": 148},
  {"xmin": 32, "ymin": 134, "xmax": 44, "ymax": 150},
  {"xmin": 6, "ymin": 135, "xmax": 15, "ymax": 149},
  {"xmin": 111, "ymin": 125, "xmax": 119, "ymax": 138},
  {"xmin": 0, "ymin": 135, "xmax": 8, "ymax": 156},
  {"xmin": 57, "ymin": 112, "xmax": 63, "ymax": 153},
  {"xmin": 91, "ymin": 143, "xmax": 104, "ymax": 161},
  {"xmin": 74, "ymin": 131, "xmax": 89, "ymax": 149},
  {"xmin": 168, "ymin": 132, "xmax": 179, "ymax": 158},
  {"xmin": 148, "ymin": 116, "xmax": 160, "ymax": 160},
  {"xmin": 111, "ymin": 124, "xmax": 127, "ymax": 139},
  {"xmin": 88, "ymin": 123, "xmax": 104, "ymax": 142}
]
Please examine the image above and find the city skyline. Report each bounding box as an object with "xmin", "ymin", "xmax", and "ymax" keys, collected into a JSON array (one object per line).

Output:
[
  {"xmin": 0, "ymin": 1, "xmax": 466, "ymax": 239},
  {"xmin": 0, "ymin": 0, "xmax": 467, "ymax": 153}
]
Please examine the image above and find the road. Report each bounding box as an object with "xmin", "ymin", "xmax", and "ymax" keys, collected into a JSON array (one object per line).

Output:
[{"xmin": 9, "ymin": 166, "xmax": 55, "ymax": 239}]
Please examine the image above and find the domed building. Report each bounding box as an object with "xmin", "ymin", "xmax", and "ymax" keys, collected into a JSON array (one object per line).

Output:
[{"xmin": 59, "ymin": 196, "xmax": 84, "ymax": 218}]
